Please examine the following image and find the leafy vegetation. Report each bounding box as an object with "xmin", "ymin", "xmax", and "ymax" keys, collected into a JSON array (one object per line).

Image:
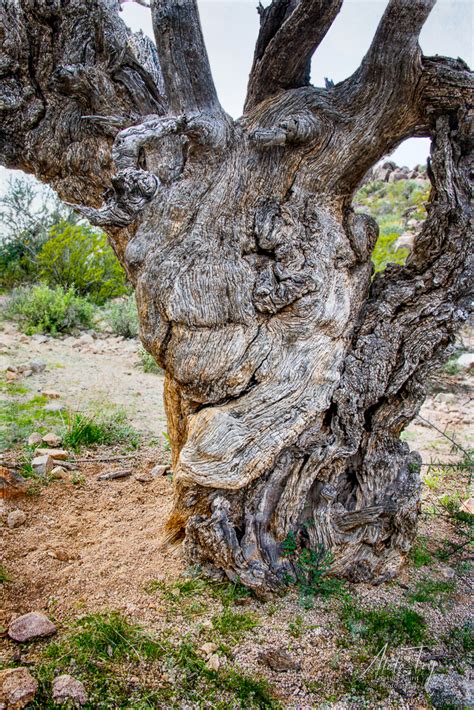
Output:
[
  {"xmin": 4, "ymin": 284, "xmax": 94, "ymax": 335},
  {"xmin": 340, "ymin": 600, "xmax": 428, "ymax": 652},
  {"xmin": 409, "ymin": 537, "xmax": 433, "ymax": 568},
  {"xmin": 138, "ymin": 344, "xmax": 162, "ymax": 374},
  {"xmin": 37, "ymin": 221, "xmax": 128, "ymax": 305},
  {"xmin": 62, "ymin": 409, "xmax": 140, "ymax": 451},
  {"xmin": 102, "ymin": 294, "xmax": 139, "ymax": 338},
  {"xmin": 0, "ymin": 386, "xmax": 64, "ymax": 451},
  {"xmin": 281, "ymin": 532, "xmax": 347, "ymax": 604},
  {"xmin": 407, "ymin": 576, "xmax": 456, "ymax": 606},
  {"xmin": 28, "ymin": 611, "xmax": 277, "ymax": 709},
  {"xmin": 355, "ymin": 178, "xmax": 429, "ymax": 273},
  {"xmin": 0, "ymin": 564, "xmax": 11, "ymax": 584},
  {"xmin": 212, "ymin": 607, "xmax": 259, "ymax": 638},
  {"xmin": 0, "ymin": 177, "xmax": 76, "ymax": 290}
]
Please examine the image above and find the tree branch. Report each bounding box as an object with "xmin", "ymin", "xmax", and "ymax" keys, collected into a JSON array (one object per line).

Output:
[
  {"xmin": 151, "ymin": 0, "xmax": 221, "ymax": 114},
  {"xmin": 0, "ymin": 0, "xmax": 166, "ymax": 207},
  {"xmin": 245, "ymin": 0, "xmax": 343, "ymax": 112}
]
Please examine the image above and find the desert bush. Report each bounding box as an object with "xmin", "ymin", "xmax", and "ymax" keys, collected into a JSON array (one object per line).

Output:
[
  {"xmin": 103, "ymin": 294, "xmax": 139, "ymax": 338},
  {"xmin": 4, "ymin": 284, "xmax": 94, "ymax": 335},
  {"xmin": 62, "ymin": 409, "xmax": 140, "ymax": 451},
  {"xmin": 0, "ymin": 177, "xmax": 76, "ymax": 290},
  {"xmin": 37, "ymin": 221, "xmax": 128, "ymax": 305},
  {"xmin": 138, "ymin": 345, "xmax": 162, "ymax": 373}
]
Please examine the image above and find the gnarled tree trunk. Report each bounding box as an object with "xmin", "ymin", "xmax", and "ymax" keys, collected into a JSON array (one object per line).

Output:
[{"xmin": 1, "ymin": 0, "xmax": 472, "ymax": 589}]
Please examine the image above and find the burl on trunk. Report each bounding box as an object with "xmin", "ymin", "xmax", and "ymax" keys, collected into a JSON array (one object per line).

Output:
[{"xmin": 0, "ymin": 0, "xmax": 472, "ymax": 589}]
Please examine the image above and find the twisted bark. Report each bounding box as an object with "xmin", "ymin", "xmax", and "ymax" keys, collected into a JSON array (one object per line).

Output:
[{"xmin": 0, "ymin": 0, "xmax": 472, "ymax": 589}]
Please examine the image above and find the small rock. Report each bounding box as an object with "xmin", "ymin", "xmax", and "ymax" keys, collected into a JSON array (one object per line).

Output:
[
  {"xmin": 6, "ymin": 365, "xmax": 17, "ymax": 373},
  {"xmin": 135, "ymin": 473, "xmax": 152, "ymax": 483},
  {"xmin": 28, "ymin": 360, "xmax": 46, "ymax": 373},
  {"xmin": 51, "ymin": 466, "xmax": 67, "ymax": 478},
  {"xmin": 0, "ymin": 468, "xmax": 28, "ymax": 500},
  {"xmin": 7, "ymin": 509, "xmax": 26, "ymax": 529},
  {"xmin": 425, "ymin": 670, "xmax": 473, "ymax": 709},
  {"xmin": 97, "ymin": 469, "xmax": 132, "ymax": 481},
  {"xmin": 439, "ymin": 566, "xmax": 456, "ymax": 580},
  {"xmin": 41, "ymin": 390, "xmax": 61, "ymax": 399},
  {"xmin": 31, "ymin": 455, "xmax": 54, "ymax": 476},
  {"xmin": 460, "ymin": 497, "xmax": 474, "ymax": 515},
  {"xmin": 6, "ymin": 370, "xmax": 18, "ymax": 382},
  {"xmin": 49, "ymin": 548, "xmax": 71, "ymax": 562},
  {"xmin": 200, "ymin": 642, "xmax": 218, "ymax": 655},
  {"xmin": 259, "ymin": 647, "xmax": 301, "ymax": 672},
  {"xmin": 36, "ymin": 448, "xmax": 68, "ymax": 460},
  {"xmin": 41, "ymin": 433, "xmax": 62, "ymax": 447},
  {"xmin": 27, "ymin": 432, "xmax": 43, "ymax": 447},
  {"xmin": 30, "ymin": 334, "xmax": 48, "ymax": 344},
  {"xmin": 44, "ymin": 402, "xmax": 66, "ymax": 413},
  {"xmin": 23, "ymin": 370, "xmax": 33, "ymax": 378},
  {"xmin": 8, "ymin": 612, "xmax": 57, "ymax": 642},
  {"xmin": 206, "ymin": 654, "xmax": 220, "ymax": 672},
  {"xmin": 150, "ymin": 464, "xmax": 170, "ymax": 477},
  {"xmin": 0, "ymin": 667, "xmax": 38, "ymax": 709}
]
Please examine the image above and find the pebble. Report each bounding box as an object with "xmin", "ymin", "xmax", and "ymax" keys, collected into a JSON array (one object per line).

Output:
[
  {"xmin": 206, "ymin": 654, "xmax": 220, "ymax": 671},
  {"xmin": 31, "ymin": 455, "xmax": 54, "ymax": 476},
  {"xmin": 0, "ymin": 667, "xmax": 38, "ymax": 709},
  {"xmin": 42, "ymin": 390, "xmax": 61, "ymax": 399},
  {"xmin": 41, "ymin": 433, "xmax": 62, "ymax": 446},
  {"xmin": 8, "ymin": 612, "xmax": 57, "ymax": 642},
  {"xmin": 36, "ymin": 448, "xmax": 68, "ymax": 460},
  {"xmin": 150, "ymin": 464, "xmax": 170, "ymax": 477},
  {"xmin": 259, "ymin": 646, "xmax": 301, "ymax": 672},
  {"xmin": 27, "ymin": 432, "xmax": 43, "ymax": 447},
  {"xmin": 200, "ymin": 642, "xmax": 218, "ymax": 655},
  {"xmin": 52, "ymin": 674, "xmax": 88, "ymax": 706},
  {"xmin": 7, "ymin": 509, "xmax": 26, "ymax": 529}
]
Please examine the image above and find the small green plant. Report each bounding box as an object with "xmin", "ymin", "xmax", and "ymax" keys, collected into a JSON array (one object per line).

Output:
[
  {"xmin": 62, "ymin": 409, "xmax": 140, "ymax": 451},
  {"xmin": 407, "ymin": 576, "xmax": 456, "ymax": 606},
  {"xmin": 4, "ymin": 284, "xmax": 94, "ymax": 335},
  {"xmin": 281, "ymin": 532, "xmax": 347, "ymax": 604},
  {"xmin": 137, "ymin": 345, "xmax": 162, "ymax": 374},
  {"xmin": 0, "ymin": 564, "xmax": 11, "ymax": 583},
  {"xmin": 445, "ymin": 621, "xmax": 474, "ymax": 657},
  {"xmin": 32, "ymin": 611, "xmax": 277, "ymax": 708},
  {"xmin": 212, "ymin": 607, "xmax": 259, "ymax": 638},
  {"xmin": 0, "ymin": 387, "xmax": 64, "ymax": 451},
  {"xmin": 288, "ymin": 615, "xmax": 304, "ymax": 639},
  {"xmin": 340, "ymin": 600, "xmax": 428, "ymax": 652},
  {"xmin": 102, "ymin": 294, "xmax": 139, "ymax": 338},
  {"xmin": 409, "ymin": 538, "xmax": 433, "ymax": 568}
]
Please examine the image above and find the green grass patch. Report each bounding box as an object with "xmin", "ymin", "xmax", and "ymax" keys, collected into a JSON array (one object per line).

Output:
[
  {"xmin": 62, "ymin": 409, "xmax": 140, "ymax": 452},
  {"xmin": 409, "ymin": 538, "xmax": 433, "ymax": 568},
  {"xmin": 340, "ymin": 600, "xmax": 428, "ymax": 652},
  {"xmin": 28, "ymin": 611, "xmax": 277, "ymax": 708},
  {"xmin": 0, "ymin": 564, "xmax": 11, "ymax": 584},
  {"xmin": 407, "ymin": 576, "xmax": 456, "ymax": 606},
  {"xmin": 0, "ymin": 388, "xmax": 64, "ymax": 451},
  {"xmin": 212, "ymin": 607, "xmax": 259, "ymax": 638}
]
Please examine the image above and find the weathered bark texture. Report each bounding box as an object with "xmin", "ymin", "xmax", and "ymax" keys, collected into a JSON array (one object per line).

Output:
[{"xmin": 1, "ymin": 0, "xmax": 472, "ymax": 589}]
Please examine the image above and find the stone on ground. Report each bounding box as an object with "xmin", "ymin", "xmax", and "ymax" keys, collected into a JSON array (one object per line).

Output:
[
  {"xmin": 36, "ymin": 448, "xmax": 68, "ymax": 460},
  {"xmin": 41, "ymin": 432, "xmax": 62, "ymax": 446},
  {"xmin": 259, "ymin": 647, "xmax": 301, "ymax": 672},
  {"xmin": 7, "ymin": 509, "xmax": 26, "ymax": 529},
  {"xmin": 0, "ymin": 667, "xmax": 38, "ymax": 709},
  {"xmin": 52, "ymin": 675, "xmax": 88, "ymax": 707},
  {"xmin": 27, "ymin": 432, "xmax": 42, "ymax": 447},
  {"xmin": 8, "ymin": 612, "xmax": 57, "ymax": 642},
  {"xmin": 0, "ymin": 468, "xmax": 27, "ymax": 500},
  {"xmin": 31, "ymin": 455, "xmax": 54, "ymax": 476},
  {"xmin": 425, "ymin": 670, "xmax": 473, "ymax": 709}
]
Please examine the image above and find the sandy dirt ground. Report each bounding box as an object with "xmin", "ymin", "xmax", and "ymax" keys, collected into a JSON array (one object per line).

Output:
[{"xmin": 1, "ymin": 321, "xmax": 472, "ymax": 708}]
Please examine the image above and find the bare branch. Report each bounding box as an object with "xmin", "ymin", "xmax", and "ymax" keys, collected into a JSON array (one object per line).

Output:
[
  {"xmin": 245, "ymin": 0, "xmax": 343, "ymax": 112},
  {"xmin": 151, "ymin": 0, "xmax": 221, "ymax": 114}
]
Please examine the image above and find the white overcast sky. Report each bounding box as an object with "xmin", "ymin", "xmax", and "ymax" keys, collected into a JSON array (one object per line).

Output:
[{"xmin": 0, "ymin": 0, "xmax": 472, "ymax": 191}]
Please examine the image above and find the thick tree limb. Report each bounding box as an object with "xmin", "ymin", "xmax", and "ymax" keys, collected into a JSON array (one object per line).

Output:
[
  {"xmin": 245, "ymin": 0, "xmax": 343, "ymax": 112},
  {"xmin": 0, "ymin": 0, "xmax": 165, "ymax": 207},
  {"xmin": 151, "ymin": 0, "xmax": 221, "ymax": 114}
]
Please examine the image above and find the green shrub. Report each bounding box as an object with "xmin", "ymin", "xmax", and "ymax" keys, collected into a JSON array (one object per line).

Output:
[
  {"xmin": 103, "ymin": 294, "xmax": 139, "ymax": 338},
  {"xmin": 62, "ymin": 409, "xmax": 140, "ymax": 451},
  {"xmin": 4, "ymin": 284, "xmax": 94, "ymax": 335},
  {"xmin": 37, "ymin": 221, "xmax": 128, "ymax": 305},
  {"xmin": 138, "ymin": 345, "xmax": 162, "ymax": 373}
]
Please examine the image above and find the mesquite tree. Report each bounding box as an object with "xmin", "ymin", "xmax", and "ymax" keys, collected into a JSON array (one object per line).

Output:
[{"xmin": 1, "ymin": 0, "xmax": 472, "ymax": 589}]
